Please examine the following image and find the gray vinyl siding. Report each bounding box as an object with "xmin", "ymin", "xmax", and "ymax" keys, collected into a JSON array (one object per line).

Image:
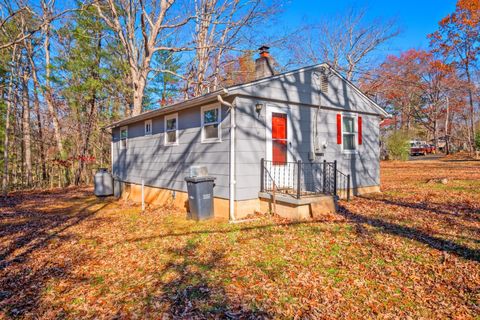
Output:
[
  {"xmin": 232, "ymin": 66, "xmax": 382, "ymax": 115},
  {"xmin": 111, "ymin": 65, "xmax": 383, "ymax": 203},
  {"xmin": 112, "ymin": 103, "xmax": 231, "ymax": 199},
  {"xmin": 234, "ymin": 95, "xmax": 380, "ymax": 201}
]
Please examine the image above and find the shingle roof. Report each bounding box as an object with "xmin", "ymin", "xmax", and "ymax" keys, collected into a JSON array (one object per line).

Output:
[{"xmin": 106, "ymin": 63, "xmax": 389, "ymax": 129}]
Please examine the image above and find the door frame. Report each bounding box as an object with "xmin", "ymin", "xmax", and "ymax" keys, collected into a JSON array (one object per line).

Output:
[{"xmin": 265, "ymin": 104, "xmax": 293, "ymax": 163}]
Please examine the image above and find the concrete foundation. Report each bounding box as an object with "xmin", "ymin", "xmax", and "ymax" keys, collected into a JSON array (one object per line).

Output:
[
  {"xmin": 120, "ymin": 181, "xmax": 380, "ymax": 222},
  {"xmin": 353, "ymin": 185, "xmax": 381, "ymax": 196},
  {"xmin": 120, "ymin": 182, "xmax": 260, "ymax": 221}
]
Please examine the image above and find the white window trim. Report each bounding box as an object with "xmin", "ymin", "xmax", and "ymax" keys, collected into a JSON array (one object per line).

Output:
[
  {"xmin": 341, "ymin": 112, "xmax": 358, "ymax": 154},
  {"xmin": 201, "ymin": 105, "xmax": 222, "ymax": 143},
  {"xmin": 164, "ymin": 113, "xmax": 178, "ymax": 146},
  {"xmin": 144, "ymin": 119, "xmax": 152, "ymax": 135},
  {"xmin": 120, "ymin": 126, "xmax": 128, "ymax": 149}
]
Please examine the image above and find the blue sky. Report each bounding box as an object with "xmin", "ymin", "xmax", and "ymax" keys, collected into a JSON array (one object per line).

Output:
[{"xmin": 270, "ymin": 0, "xmax": 456, "ymax": 62}]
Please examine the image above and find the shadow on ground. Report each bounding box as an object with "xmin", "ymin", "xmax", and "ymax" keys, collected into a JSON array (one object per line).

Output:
[
  {"xmin": 336, "ymin": 203, "xmax": 480, "ymax": 263},
  {"xmin": 1, "ymin": 185, "xmax": 478, "ymax": 317},
  {"xmin": 137, "ymin": 242, "xmax": 270, "ymax": 319},
  {"xmin": 364, "ymin": 195, "xmax": 480, "ymax": 221},
  {"xmin": 0, "ymin": 188, "xmax": 109, "ymax": 317}
]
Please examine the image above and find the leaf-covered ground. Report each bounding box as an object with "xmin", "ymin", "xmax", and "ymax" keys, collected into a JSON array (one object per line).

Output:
[{"xmin": 1, "ymin": 160, "xmax": 479, "ymax": 319}]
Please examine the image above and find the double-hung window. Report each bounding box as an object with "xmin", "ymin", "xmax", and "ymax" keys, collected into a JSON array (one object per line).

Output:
[
  {"xmin": 144, "ymin": 119, "xmax": 152, "ymax": 135},
  {"xmin": 120, "ymin": 126, "xmax": 128, "ymax": 149},
  {"xmin": 164, "ymin": 113, "xmax": 178, "ymax": 145},
  {"xmin": 342, "ymin": 115, "xmax": 356, "ymax": 152},
  {"xmin": 201, "ymin": 105, "xmax": 221, "ymax": 142}
]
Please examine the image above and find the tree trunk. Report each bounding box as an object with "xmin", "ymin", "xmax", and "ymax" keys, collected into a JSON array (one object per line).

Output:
[
  {"xmin": 75, "ymin": 97, "xmax": 96, "ymax": 185},
  {"xmin": 33, "ymin": 80, "xmax": 47, "ymax": 182},
  {"xmin": 465, "ymin": 67, "xmax": 476, "ymax": 152},
  {"xmin": 346, "ymin": 64, "xmax": 355, "ymax": 81},
  {"xmin": 445, "ymin": 96, "xmax": 450, "ymax": 155},
  {"xmin": 27, "ymin": 41, "xmax": 48, "ymax": 182},
  {"xmin": 75, "ymin": 32, "xmax": 102, "ymax": 185},
  {"xmin": 131, "ymin": 71, "xmax": 147, "ymax": 116},
  {"xmin": 43, "ymin": 16, "xmax": 64, "ymax": 157},
  {"xmin": 22, "ymin": 70, "xmax": 32, "ymax": 187},
  {"xmin": 2, "ymin": 45, "xmax": 17, "ymax": 196},
  {"xmin": 406, "ymin": 100, "xmax": 412, "ymax": 133},
  {"xmin": 465, "ymin": 117, "xmax": 471, "ymax": 151}
]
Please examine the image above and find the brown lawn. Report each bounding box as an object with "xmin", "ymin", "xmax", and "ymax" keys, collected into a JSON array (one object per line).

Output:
[{"xmin": 0, "ymin": 159, "xmax": 479, "ymax": 319}]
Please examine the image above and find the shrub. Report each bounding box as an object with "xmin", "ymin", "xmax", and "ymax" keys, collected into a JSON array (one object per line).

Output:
[
  {"xmin": 385, "ymin": 131, "xmax": 410, "ymax": 160},
  {"xmin": 475, "ymin": 131, "xmax": 480, "ymax": 151}
]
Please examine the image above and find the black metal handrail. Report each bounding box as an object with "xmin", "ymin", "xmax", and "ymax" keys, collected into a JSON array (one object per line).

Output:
[
  {"xmin": 260, "ymin": 158, "xmax": 350, "ymax": 200},
  {"xmin": 335, "ymin": 167, "xmax": 351, "ymax": 201},
  {"xmin": 261, "ymin": 163, "xmax": 280, "ymax": 214}
]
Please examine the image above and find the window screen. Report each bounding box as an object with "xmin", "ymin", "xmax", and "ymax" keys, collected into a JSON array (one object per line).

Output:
[
  {"xmin": 145, "ymin": 120, "xmax": 152, "ymax": 135},
  {"xmin": 165, "ymin": 114, "xmax": 177, "ymax": 145},
  {"xmin": 120, "ymin": 127, "xmax": 128, "ymax": 149},
  {"xmin": 343, "ymin": 116, "xmax": 355, "ymax": 151},
  {"xmin": 202, "ymin": 107, "xmax": 220, "ymax": 141}
]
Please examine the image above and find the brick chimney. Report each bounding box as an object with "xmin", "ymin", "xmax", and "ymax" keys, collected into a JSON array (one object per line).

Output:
[{"xmin": 255, "ymin": 45, "xmax": 274, "ymax": 79}]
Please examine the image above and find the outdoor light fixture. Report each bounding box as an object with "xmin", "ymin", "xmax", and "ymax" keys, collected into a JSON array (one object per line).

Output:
[{"xmin": 255, "ymin": 103, "xmax": 263, "ymax": 114}]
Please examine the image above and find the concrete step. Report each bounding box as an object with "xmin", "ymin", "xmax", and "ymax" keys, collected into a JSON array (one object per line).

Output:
[
  {"xmin": 258, "ymin": 192, "xmax": 337, "ymax": 221},
  {"xmin": 310, "ymin": 196, "xmax": 337, "ymax": 219}
]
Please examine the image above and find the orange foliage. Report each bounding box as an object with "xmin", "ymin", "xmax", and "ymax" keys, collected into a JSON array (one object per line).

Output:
[
  {"xmin": 221, "ymin": 52, "xmax": 256, "ymax": 87},
  {"xmin": 361, "ymin": 49, "xmax": 467, "ymax": 133},
  {"xmin": 429, "ymin": 0, "xmax": 479, "ymax": 61}
]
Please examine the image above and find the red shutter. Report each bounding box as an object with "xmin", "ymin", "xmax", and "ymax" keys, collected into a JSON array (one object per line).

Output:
[
  {"xmin": 336, "ymin": 114, "xmax": 342, "ymax": 144},
  {"xmin": 358, "ymin": 116, "xmax": 363, "ymax": 145}
]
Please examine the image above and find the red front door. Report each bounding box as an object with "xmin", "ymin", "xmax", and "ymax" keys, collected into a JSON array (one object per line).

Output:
[{"xmin": 272, "ymin": 113, "xmax": 287, "ymax": 165}]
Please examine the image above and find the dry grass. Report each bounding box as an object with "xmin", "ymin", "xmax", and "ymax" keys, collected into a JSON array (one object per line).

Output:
[{"xmin": 0, "ymin": 160, "xmax": 479, "ymax": 319}]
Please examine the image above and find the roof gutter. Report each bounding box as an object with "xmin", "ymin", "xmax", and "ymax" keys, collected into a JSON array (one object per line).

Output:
[{"xmin": 105, "ymin": 90, "xmax": 228, "ymax": 129}]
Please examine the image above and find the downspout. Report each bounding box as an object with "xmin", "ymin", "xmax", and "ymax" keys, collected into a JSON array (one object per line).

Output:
[
  {"xmin": 217, "ymin": 91, "xmax": 236, "ymax": 222},
  {"xmin": 111, "ymin": 139, "xmax": 113, "ymax": 172}
]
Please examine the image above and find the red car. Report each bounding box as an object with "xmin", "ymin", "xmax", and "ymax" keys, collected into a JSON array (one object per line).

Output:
[
  {"xmin": 410, "ymin": 143, "xmax": 427, "ymax": 156},
  {"xmin": 411, "ymin": 144, "xmax": 436, "ymax": 156}
]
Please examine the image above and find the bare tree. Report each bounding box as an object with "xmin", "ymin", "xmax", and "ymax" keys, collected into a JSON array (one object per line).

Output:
[
  {"xmin": 290, "ymin": 7, "xmax": 399, "ymax": 81},
  {"xmin": 25, "ymin": 37, "xmax": 47, "ymax": 182},
  {"xmin": 0, "ymin": 6, "xmax": 41, "ymax": 50},
  {"xmin": 41, "ymin": 0, "xmax": 64, "ymax": 157},
  {"xmin": 0, "ymin": 2, "xmax": 74, "ymax": 51},
  {"xmin": 21, "ymin": 60, "xmax": 32, "ymax": 186},
  {"xmin": 190, "ymin": 0, "xmax": 275, "ymax": 96},
  {"xmin": 429, "ymin": 1, "xmax": 479, "ymax": 152},
  {"xmin": 2, "ymin": 44, "xmax": 18, "ymax": 195},
  {"xmin": 94, "ymin": 0, "xmax": 193, "ymax": 115},
  {"xmin": 191, "ymin": 0, "xmax": 217, "ymax": 96}
]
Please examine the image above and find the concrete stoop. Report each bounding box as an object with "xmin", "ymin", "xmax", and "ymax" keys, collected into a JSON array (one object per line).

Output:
[{"xmin": 258, "ymin": 192, "xmax": 338, "ymax": 221}]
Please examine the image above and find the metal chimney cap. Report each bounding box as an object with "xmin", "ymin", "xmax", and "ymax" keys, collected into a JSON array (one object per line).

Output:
[
  {"xmin": 258, "ymin": 45, "xmax": 270, "ymax": 58},
  {"xmin": 258, "ymin": 45, "xmax": 270, "ymax": 52}
]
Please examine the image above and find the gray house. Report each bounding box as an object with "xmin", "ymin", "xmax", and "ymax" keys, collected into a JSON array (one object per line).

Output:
[{"xmin": 107, "ymin": 47, "xmax": 389, "ymax": 221}]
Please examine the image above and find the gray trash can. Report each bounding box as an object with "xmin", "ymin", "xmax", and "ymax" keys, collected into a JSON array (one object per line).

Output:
[
  {"xmin": 185, "ymin": 176, "xmax": 216, "ymax": 221},
  {"xmin": 94, "ymin": 168, "xmax": 113, "ymax": 196}
]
